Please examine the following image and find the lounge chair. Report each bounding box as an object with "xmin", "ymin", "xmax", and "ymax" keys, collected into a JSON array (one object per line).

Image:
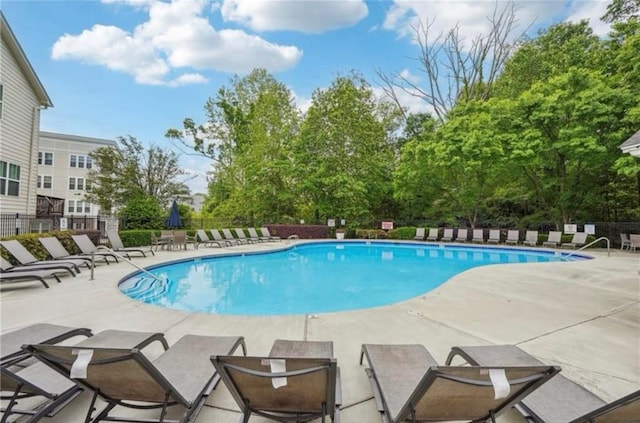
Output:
[
  {"xmin": 71, "ymin": 234, "xmax": 120, "ymax": 263},
  {"xmin": 542, "ymin": 231, "xmax": 562, "ymax": 247},
  {"xmin": 223, "ymin": 228, "xmax": 248, "ymax": 244},
  {"xmin": 445, "ymin": 344, "xmax": 636, "ymax": 423},
  {"xmin": 629, "ymin": 234, "xmax": 640, "ymax": 252},
  {"xmin": 234, "ymin": 228, "xmax": 257, "ymax": 244},
  {"xmin": 620, "ymin": 233, "xmax": 633, "ymax": 251},
  {"xmin": 505, "ymin": 230, "xmax": 520, "ymax": 245},
  {"xmin": 568, "ymin": 389, "xmax": 640, "ymax": 423},
  {"xmin": 0, "ymin": 259, "xmax": 62, "ymax": 288},
  {"xmin": 0, "ymin": 240, "xmax": 82, "ymax": 274},
  {"xmin": 39, "ymin": 236, "xmax": 104, "ymax": 267},
  {"xmin": 210, "ymin": 229, "xmax": 236, "ymax": 246},
  {"xmin": 211, "ymin": 339, "xmax": 340, "ymax": 423},
  {"xmin": 1, "ymin": 323, "xmax": 92, "ymax": 421},
  {"xmin": 25, "ymin": 329, "xmax": 246, "ymax": 423},
  {"xmin": 414, "ymin": 228, "xmax": 425, "ymax": 241},
  {"xmin": 248, "ymin": 227, "xmax": 270, "ymax": 242},
  {"xmin": 151, "ymin": 231, "xmax": 173, "ymax": 251},
  {"xmin": 524, "ymin": 230, "xmax": 539, "ymax": 247},
  {"xmin": 441, "ymin": 228, "xmax": 454, "ymax": 242},
  {"xmin": 106, "ymin": 230, "xmax": 153, "ymax": 258},
  {"xmin": 454, "ymin": 228, "xmax": 468, "ymax": 242},
  {"xmin": 172, "ymin": 230, "xmax": 198, "ymax": 250},
  {"xmin": 426, "ymin": 228, "xmax": 439, "ymax": 242},
  {"xmin": 195, "ymin": 229, "xmax": 222, "ymax": 248},
  {"xmin": 360, "ymin": 343, "xmax": 559, "ymax": 423},
  {"xmin": 487, "ymin": 229, "xmax": 501, "ymax": 244},
  {"xmin": 260, "ymin": 227, "xmax": 281, "ymax": 241},
  {"xmin": 560, "ymin": 232, "xmax": 588, "ymax": 249},
  {"xmin": 1, "ymin": 256, "xmax": 74, "ymax": 280},
  {"xmin": 472, "ymin": 229, "xmax": 486, "ymax": 243}
]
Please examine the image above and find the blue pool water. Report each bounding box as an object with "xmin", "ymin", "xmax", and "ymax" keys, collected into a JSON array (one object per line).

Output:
[{"xmin": 118, "ymin": 241, "xmax": 588, "ymax": 315}]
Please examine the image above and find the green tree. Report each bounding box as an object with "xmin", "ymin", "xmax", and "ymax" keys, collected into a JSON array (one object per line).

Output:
[
  {"xmin": 118, "ymin": 196, "xmax": 165, "ymax": 230},
  {"xmin": 602, "ymin": 0, "xmax": 640, "ymax": 23},
  {"xmin": 167, "ymin": 69, "xmax": 299, "ymax": 224},
  {"xmin": 86, "ymin": 136, "xmax": 189, "ymax": 212},
  {"xmin": 293, "ymin": 73, "xmax": 398, "ymax": 224}
]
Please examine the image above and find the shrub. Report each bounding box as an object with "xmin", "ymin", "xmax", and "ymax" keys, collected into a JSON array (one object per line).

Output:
[{"xmin": 388, "ymin": 227, "xmax": 416, "ymax": 240}]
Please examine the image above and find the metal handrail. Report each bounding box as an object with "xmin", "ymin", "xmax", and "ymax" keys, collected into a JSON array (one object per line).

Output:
[
  {"xmin": 90, "ymin": 246, "xmax": 165, "ymax": 282},
  {"xmin": 564, "ymin": 237, "xmax": 611, "ymax": 259}
]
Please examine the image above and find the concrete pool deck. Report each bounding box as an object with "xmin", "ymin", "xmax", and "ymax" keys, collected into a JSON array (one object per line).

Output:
[{"xmin": 1, "ymin": 240, "xmax": 638, "ymax": 422}]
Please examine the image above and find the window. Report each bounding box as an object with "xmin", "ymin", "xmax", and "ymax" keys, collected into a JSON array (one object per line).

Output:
[
  {"xmin": 69, "ymin": 177, "xmax": 76, "ymax": 190},
  {"xmin": 37, "ymin": 175, "xmax": 52, "ymax": 189},
  {"xmin": 69, "ymin": 177, "xmax": 87, "ymax": 190},
  {"xmin": 77, "ymin": 178, "xmax": 84, "ymax": 190},
  {"xmin": 0, "ymin": 161, "xmax": 20, "ymax": 196},
  {"xmin": 0, "ymin": 84, "xmax": 3, "ymax": 120},
  {"xmin": 70, "ymin": 154, "xmax": 91, "ymax": 168},
  {"xmin": 67, "ymin": 200, "xmax": 92, "ymax": 214},
  {"xmin": 38, "ymin": 152, "xmax": 53, "ymax": 165}
]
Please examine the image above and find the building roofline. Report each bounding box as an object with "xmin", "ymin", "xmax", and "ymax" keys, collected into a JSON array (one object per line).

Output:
[
  {"xmin": 1, "ymin": 11, "xmax": 53, "ymax": 108},
  {"xmin": 619, "ymin": 130, "xmax": 640, "ymax": 149},
  {"xmin": 39, "ymin": 131, "xmax": 117, "ymax": 146}
]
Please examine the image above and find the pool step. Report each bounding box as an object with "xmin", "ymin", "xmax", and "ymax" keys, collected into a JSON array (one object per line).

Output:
[{"xmin": 120, "ymin": 277, "xmax": 168, "ymax": 301}]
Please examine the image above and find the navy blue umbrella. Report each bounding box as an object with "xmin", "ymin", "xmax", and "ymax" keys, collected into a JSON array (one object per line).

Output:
[{"xmin": 166, "ymin": 200, "xmax": 182, "ymax": 228}]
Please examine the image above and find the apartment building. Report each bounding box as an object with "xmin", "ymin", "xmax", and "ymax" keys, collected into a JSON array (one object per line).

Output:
[
  {"xmin": 0, "ymin": 11, "xmax": 53, "ymax": 215},
  {"xmin": 37, "ymin": 131, "xmax": 116, "ymax": 218}
]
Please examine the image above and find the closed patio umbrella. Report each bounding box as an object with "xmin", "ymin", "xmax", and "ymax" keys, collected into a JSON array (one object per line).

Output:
[{"xmin": 166, "ymin": 200, "xmax": 182, "ymax": 228}]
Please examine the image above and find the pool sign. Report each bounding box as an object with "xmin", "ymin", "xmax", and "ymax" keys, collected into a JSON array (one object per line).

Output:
[
  {"xmin": 381, "ymin": 221, "xmax": 394, "ymax": 230},
  {"xmin": 564, "ymin": 224, "xmax": 577, "ymax": 234},
  {"xmin": 584, "ymin": 224, "xmax": 595, "ymax": 235},
  {"xmin": 327, "ymin": 219, "xmax": 336, "ymax": 228}
]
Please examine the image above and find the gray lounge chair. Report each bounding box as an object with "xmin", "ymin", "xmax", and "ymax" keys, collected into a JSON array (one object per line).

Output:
[
  {"xmin": 71, "ymin": 234, "xmax": 120, "ymax": 263},
  {"xmin": 426, "ymin": 228, "xmax": 439, "ymax": 242},
  {"xmin": 472, "ymin": 229, "xmax": 486, "ymax": 243},
  {"xmin": 524, "ymin": 230, "xmax": 539, "ymax": 247},
  {"xmin": 487, "ymin": 229, "xmax": 501, "ymax": 244},
  {"xmin": 210, "ymin": 229, "xmax": 236, "ymax": 246},
  {"xmin": 414, "ymin": 228, "xmax": 425, "ymax": 241},
  {"xmin": 223, "ymin": 228, "xmax": 248, "ymax": 244},
  {"xmin": 1, "ymin": 256, "xmax": 74, "ymax": 282},
  {"xmin": 25, "ymin": 330, "xmax": 246, "ymax": 423},
  {"xmin": 360, "ymin": 343, "xmax": 559, "ymax": 423},
  {"xmin": 455, "ymin": 228, "xmax": 468, "ymax": 242},
  {"xmin": 568, "ymin": 389, "xmax": 640, "ymax": 423},
  {"xmin": 1, "ymin": 323, "xmax": 93, "ymax": 421},
  {"xmin": 445, "ymin": 344, "xmax": 611, "ymax": 423},
  {"xmin": 39, "ymin": 236, "xmax": 105, "ymax": 267},
  {"xmin": 620, "ymin": 233, "xmax": 632, "ymax": 251},
  {"xmin": 260, "ymin": 227, "xmax": 281, "ymax": 241},
  {"xmin": 248, "ymin": 227, "xmax": 270, "ymax": 242},
  {"xmin": 560, "ymin": 232, "xmax": 588, "ymax": 249},
  {"xmin": 0, "ymin": 240, "xmax": 82, "ymax": 274},
  {"xmin": 505, "ymin": 230, "xmax": 520, "ymax": 245},
  {"xmin": 234, "ymin": 228, "xmax": 257, "ymax": 244},
  {"xmin": 195, "ymin": 229, "xmax": 221, "ymax": 248},
  {"xmin": 0, "ymin": 266, "xmax": 61, "ymax": 288},
  {"xmin": 542, "ymin": 231, "xmax": 562, "ymax": 247},
  {"xmin": 106, "ymin": 230, "xmax": 153, "ymax": 258},
  {"xmin": 441, "ymin": 228, "xmax": 454, "ymax": 242},
  {"xmin": 212, "ymin": 339, "xmax": 340, "ymax": 423}
]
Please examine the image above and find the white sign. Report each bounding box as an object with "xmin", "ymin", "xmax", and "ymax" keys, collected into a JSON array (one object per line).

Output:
[
  {"xmin": 340, "ymin": 219, "xmax": 346, "ymax": 226},
  {"xmin": 584, "ymin": 224, "xmax": 595, "ymax": 235},
  {"xmin": 327, "ymin": 219, "xmax": 336, "ymax": 228},
  {"xmin": 564, "ymin": 224, "xmax": 577, "ymax": 234},
  {"xmin": 59, "ymin": 218, "xmax": 68, "ymax": 230}
]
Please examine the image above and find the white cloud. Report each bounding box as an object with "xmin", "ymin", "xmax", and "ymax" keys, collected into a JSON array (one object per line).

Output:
[
  {"xmin": 383, "ymin": 0, "xmax": 567, "ymax": 45},
  {"xmin": 565, "ymin": 0, "xmax": 611, "ymax": 36},
  {"xmin": 220, "ymin": 0, "xmax": 368, "ymax": 33},
  {"xmin": 51, "ymin": 0, "xmax": 303, "ymax": 86}
]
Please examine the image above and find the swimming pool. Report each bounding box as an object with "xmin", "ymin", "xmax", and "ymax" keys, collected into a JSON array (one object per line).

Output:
[{"xmin": 118, "ymin": 241, "xmax": 588, "ymax": 315}]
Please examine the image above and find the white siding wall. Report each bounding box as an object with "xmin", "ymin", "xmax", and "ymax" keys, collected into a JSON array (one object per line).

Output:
[{"xmin": 0, "ymin": 36, "xmax": 41, "ymax": 214}]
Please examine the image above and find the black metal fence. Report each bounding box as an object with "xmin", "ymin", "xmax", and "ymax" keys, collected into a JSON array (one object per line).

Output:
[{"xmin": 0, "ymin": 214, "xmax": 103, "ymax": 238}]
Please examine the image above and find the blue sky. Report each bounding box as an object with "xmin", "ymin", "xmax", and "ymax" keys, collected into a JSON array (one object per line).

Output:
[{"xmin": 2, "ymin": 0, "xmax": 611, "ymax": 193}]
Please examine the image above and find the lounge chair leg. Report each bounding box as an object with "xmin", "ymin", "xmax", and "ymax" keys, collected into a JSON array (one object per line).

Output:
[
  {"xmin": 1, "ymin": 383, "xmax": 23, "ymax": 423},
  {"xmin": 158, "ymin": 392, "xmax": 171, "ymax": 422}
]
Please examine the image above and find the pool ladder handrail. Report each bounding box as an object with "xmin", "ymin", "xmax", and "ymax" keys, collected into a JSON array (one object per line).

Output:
[
  {"xmin": 564, "ymin": 236, "xmax": 610, "ymax": 259},
  {"xmin": 89, "ymin": 246, "xmax": 166, "ymax": 283}
]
